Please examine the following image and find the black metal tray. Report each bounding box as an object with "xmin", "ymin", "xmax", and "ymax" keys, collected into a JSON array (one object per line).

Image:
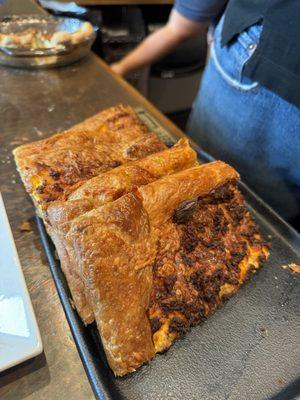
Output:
[{"xmin": 36, "ymin": 110, "xmax": 300, "ymax": 400}]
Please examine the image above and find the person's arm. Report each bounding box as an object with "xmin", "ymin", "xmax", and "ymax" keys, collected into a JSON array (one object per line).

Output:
[{"xmin": 111, "ymin": 9, "xmax": 209, "ymax": 76}]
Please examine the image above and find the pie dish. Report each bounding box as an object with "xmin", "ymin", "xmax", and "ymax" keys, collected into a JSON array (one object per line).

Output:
[{"xmin": 0, "ymin": 15, "xmax": 94, "ymax": 53}]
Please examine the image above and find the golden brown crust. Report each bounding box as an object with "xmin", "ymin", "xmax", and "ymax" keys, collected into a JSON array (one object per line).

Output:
[
  {"xmin": 45, "ymin": 201, "xmax": 95, "ymax": 324},
  {"xmin": 46, "ymin": 139, "xmax": 197, "ymax": 324},
  {"xmin": 69, "ymin": 137, "xmax": 197, "ymax": 203},
  {"xmin": 13, "ymin": 105, "xmax": 166, "ymax": 212},
  {"xmin": 13, "ymin": 103, "xmax": 268, "ymax": 377},
  {"xmin": 68, "ymin": 162, "xmax": 244, "ymax": 376},
  {"xmin": 139, "ymin": 161, "xmax": 239, "ymax": 226},
  {"xmin": 68, "ymin": 194, "xmax": 157, "ymax": 375}
]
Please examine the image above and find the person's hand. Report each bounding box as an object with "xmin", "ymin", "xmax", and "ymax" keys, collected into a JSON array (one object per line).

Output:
[{"xmin": 110, "ymin": 62, "xmax": 126, "ymax": 76}]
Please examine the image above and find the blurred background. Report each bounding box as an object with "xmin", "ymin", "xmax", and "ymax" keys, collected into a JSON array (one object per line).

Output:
[{"xmin": 36, "ymin": 0, "xmax": 208, "ymax": 130}]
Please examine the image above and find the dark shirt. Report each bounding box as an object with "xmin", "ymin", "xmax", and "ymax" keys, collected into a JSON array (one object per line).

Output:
[
  {"xmin": 174, "ymin": 0, "xmax": 227, "ymax": 22},
  {"xmin": 174, "ymin": 0, "xmax": 300, "ymax": 107}
]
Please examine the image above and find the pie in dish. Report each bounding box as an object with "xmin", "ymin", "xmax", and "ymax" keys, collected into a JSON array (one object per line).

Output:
[
  {"xmin": 0, "ymin": 21, "xmax": 94, "ymax": 49},
  {"xmin": 13, "ymin": 105, "xmax": 166, "ymax": 214}
]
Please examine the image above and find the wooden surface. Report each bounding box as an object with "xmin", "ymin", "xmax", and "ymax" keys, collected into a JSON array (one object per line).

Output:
[{"xmin": 0, "ymin": 51, "xmax": 188, "ymax": 400}]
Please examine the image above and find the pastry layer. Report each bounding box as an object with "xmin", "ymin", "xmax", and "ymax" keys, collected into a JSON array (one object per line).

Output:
[
  {"xmin": 13, "ymin": 104, "xmax": 165, "ymax": 213},
  {"xmin": 46, "ymin": 139, "xmax": 197, "ymax": 324},
  {"xmin": 13, "ymin": 104, "xmax": 270, "ymax": 378},
  {"xmin": 67, "ymin": 161, "xmax": 269, "ymax": 376}
]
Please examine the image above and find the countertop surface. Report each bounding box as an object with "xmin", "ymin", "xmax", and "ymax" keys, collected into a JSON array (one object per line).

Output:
[{"xmin": 0, "ymin": 42, "xmax": 184, "ymax": 400}]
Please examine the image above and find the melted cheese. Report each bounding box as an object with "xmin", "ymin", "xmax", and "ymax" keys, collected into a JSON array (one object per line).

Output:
[
  {"xmin": 153, "ymin": 319, "xmax": 177, "ymax": 353},
  {"xmin": 30, "ymin": 170, "xmax": 54, "ymax": 202}
]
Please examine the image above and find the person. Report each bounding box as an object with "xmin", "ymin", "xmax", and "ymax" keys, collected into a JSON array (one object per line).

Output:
[{"xmin": 111, "ymin": 0, "xmax": 300, "ymax": 229}]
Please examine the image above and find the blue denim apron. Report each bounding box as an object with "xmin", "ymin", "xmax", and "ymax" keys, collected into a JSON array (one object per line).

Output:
[{"xmin": 188, "ymin": 16, "xmax": 300, "ymax": 220}]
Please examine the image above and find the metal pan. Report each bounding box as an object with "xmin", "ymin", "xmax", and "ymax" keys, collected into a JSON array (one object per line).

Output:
[{"xmin": 36, "ymin": 109, "xmax": 300, "ymax": 400}]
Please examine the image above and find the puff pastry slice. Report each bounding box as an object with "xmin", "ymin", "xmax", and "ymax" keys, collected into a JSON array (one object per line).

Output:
[
  {"xmin": 46, "ymin": 139, "xmax": 197, "ymax": 324},
  {"xmin": 13, "ymin": 104, "xmax": 166, "ymax": 213},
  {"xmin": 68, "ymin": 161, "xmax": 269, "ymax": 376}
]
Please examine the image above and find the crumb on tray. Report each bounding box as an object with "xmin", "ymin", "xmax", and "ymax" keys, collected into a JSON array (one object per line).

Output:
[
  {"xmin": 282, "ymin": 263, "xmax": 300, "ymax": 274},
  {"xmin": 19, "ymin": 221, "xmax": 32, "ymax": 232}
]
